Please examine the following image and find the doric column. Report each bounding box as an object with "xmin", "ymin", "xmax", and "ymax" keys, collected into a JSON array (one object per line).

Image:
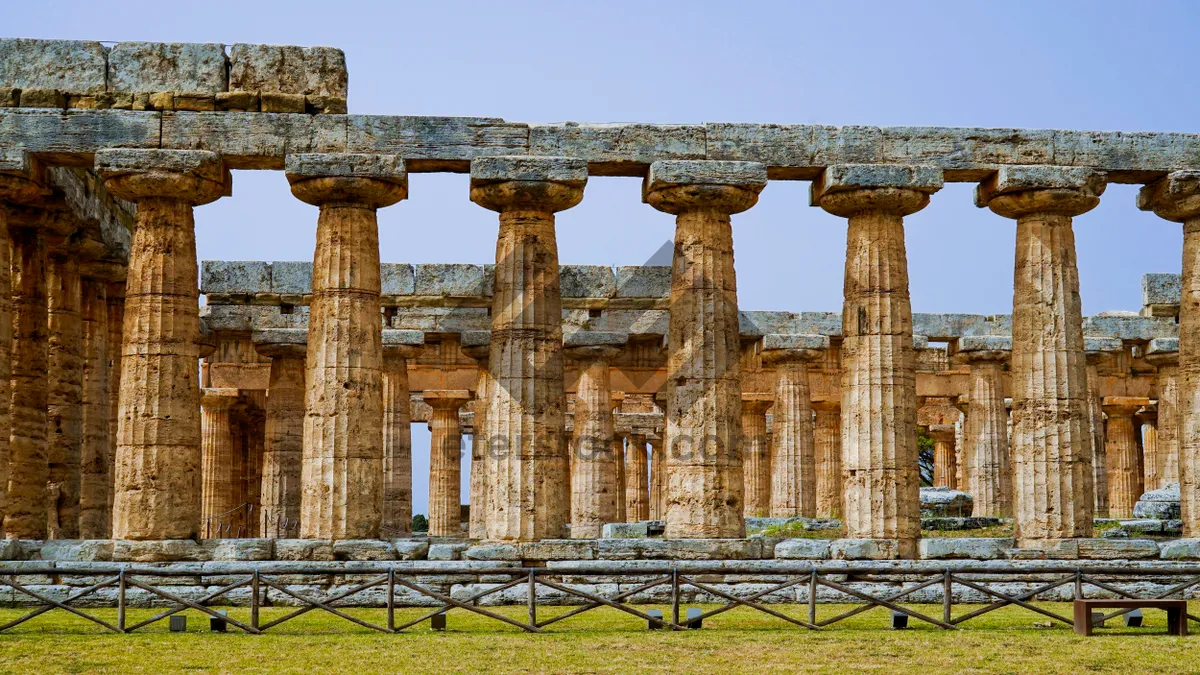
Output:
[
  {"xmin": 815, "ymin": 165, "xmax": 942, "ymax": 558},
  {"xmin": 79, "ymin": 267, "xmax": 120, "ymax": 539},
  {"xmin": 1103, "ymin": 400, "xmax": 1143, "ymax": 519},
  {"xmin": 97, "ymin": 149, "xmax": 227, "ymax": 540},
  {"xmin": 1146, "ymin": 338, "xmax": 1180, "ymax": 490},
  {"xmin": 1085, "ymin": 350, "xmax": 1111, "ymax": 517},
  {"xmin": 0, "ymin": 155, "xmax": 50, "ymax": 538},
  {"xmin": 740, "ymin": 398, "xmax": 772, "ymax": 518},
  {"xmin": 425, "ymin": 390, "xmax": 471, "ymax": 538},
  {"xmin": 200, "ymin": 388, "xmax": 239, "ymax": 538},
  {"xmin": 978, "ymin": 166, "xmax": 1103, "ymax": 545},
  {"xmin": 762, "ymin": 335, "xmax": 824, "ymax": 518},
  {"xmin": 812, "ymin": 401, "xmax": 842, "ymax": 519},
  {"xmin": 460, "ymin": 330, "xmax": 491, "ymax": 539},
  {"xmin": 104, "ymin": 282, "xmax": 124, "ymax": 519},
  {"xmin": 252, "ymin": 329, "xmax": 307, "ymax": 538},
  {"xmin": 625, "ymin": 431, "xmax": 651, "ymax": 522},
  {"xmin": 564, "ymin": 332, "xmax": 624, "ymax": 538},
  {"xmin": 644, "ymin": 160, "xmax": 766, "ymax": 538},
  {"xmin": 46, "ymin": 241, "xmax": 84, "ymax": 539},
  {"xmin": 1139, "ymin": 406, "xmax": 1159, "ymax": 492},
  {"xmin": 613, "ymin": 430, "xmax": 627, "ymax": 522},
  {"xmin": 953, "ymin": 338, "xmax": 1012, "ymax": 517},
  {"xmin": 382, "ymin": 330, "xmax": 423, "ymax": 538},
  {"xmin": 953, "ymin": 398, "xmax": 969, "ymax": 492},
  {"xmin": 471, "ymin": 157, "xmax": 586, "ymax": 541},
  {"xmin": 287, "ymin": 153, "xmax": 406, "ymax": 540},
  {"xmin": 649, "ymin": 433, "xmax": 665, "ymax": 521},
  {"xmin": 929, "ymin": 425, "xmax": 957, "ymax": 490}
]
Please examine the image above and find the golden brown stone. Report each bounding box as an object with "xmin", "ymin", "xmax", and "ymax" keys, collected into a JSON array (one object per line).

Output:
[
  {"xmin": 255, "ymin": 340, "xmax": 305, "ymax": 538},
  {"xmin": 954, "ymin": 351, "xmax": 1012, "ymax": 517},
  {"xmin": 812, "ymin": 401, "xmax": 842, "ymax": 519},
  {"xmin": 461, "ymin": 343, "xmax": 491, "ymax": 540},
  {"xmin": 763, "ymin": 348, "xmax": 820, "ymax": 518},
  {"xmin": 1104, "ymin": 401, "xmax": 1143, "ymax": 519},
  {"xmin": 46, "ymin": 247, "xmax": 83, "ymax": 539},
  {"xmin": 1085, "ymin": 355, "xmax": 1110, "ymax": 517},
  {"xmin": 929, "ymin": 425, "xmax": 957, "ymax": 490},
  {"xmin": 382, "ymin": 345, "xmax": 420, "ymax": 537},
  {"xmin": 1147, "ymin": 350, "xmax": 1180, "ymax": 491},
  {"xmin": 425, "ymin": 390, "xmax": 470, "ymax": 537},
  {"xmin": 740, "ymin": 399, "xmax": 772, "ymax": 517},
  {"xmin": 78, "ymin": 278, "xmax": 110, "ymax": 539},
  {"xmin": 565, "ymin": 344, "xmax": 621, "ymax": 538},
  {"xmin": 625, "ymin": 431, "xmax": 650, "ymax": 522}
]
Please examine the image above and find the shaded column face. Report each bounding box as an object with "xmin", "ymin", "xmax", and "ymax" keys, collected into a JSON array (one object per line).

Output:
[
  {"xmin": 382, "ymin": 348, "xmax": 418, "ymax": 538},
  {"xmin": 644, "ymin": 160, "xmax": 766, "ymax": 539},
  {"xmin": 980, "ymin": 167, "xmax": 1103, "ymax": 544},
  {"xmin": 956, "ymin": 352, "xmax": 1012, "ymax": 518},
  {"xmin": 98, "ymin": 149, "xmax": 227, "ymax": 540},
  {"xmin": 200, "ymin": 389, "xmax": 238, "ymax": 538},
  {"xmin": 1085, "ymin": 359, "xmax": 1110, "ymax": 518},
  {"xmin": 79, "ymin": 276, "xmax": 111, "ymax": 539},
  {"xmin": 812, "ymin": 402, "xmax": 842, "ymax": 519},
  {"xmin": 930, "ymin": 426, "xmax": 957, "ymax": 490},
  {"xmin": 625, "ymin": 433, "xmax": 650, "ymax": 522},
  {"xmin": 461, "ymin": 341, "xmax": 491, "ymax": 540},
  {"xmin": 1139, "ymin": 410, "xmax": 1159, "ymax": 492},
  {"xmin": 649, "ymin": 436, "xmax": 665, "ymax": 522},
  {"xmin": 1104, "ymin": 404, "xmax": 1143, "ymax": 519},
  {"xmin": 471, "ymin": 157, "xmax": 586, "ymax": 541},
  {"xmin": 288, "ymin": 155, "xmax": 407, "ymax": 540},
  {"xmin": 254, "ymin": 333, "xmax": 307, "ymax": 539},
  {"xmin": 740, "ymin": 400, "xmax": 772, "ymax": 518},
  {"xmin": 565, "ymin": 345, "xmax": 620, "ymax": 539},
  {"xmin": 764, "ymin": 349, "xmax": 820, "ymax": 519},
  {"xmin": 816, "ymin": 165, "xmax": 942, "ymax": 559},
  {"xmin": 1147, "ymin": 350, "xmax": 1180, "ymax": 492},
  {"xmin": 426, "ymin": 391, "xmax": 470, "ymax": 538},
  {"xmin": 46, "ymin": 249, "xmax": 83, "ymax": 539},
  {"xmin": 104, "ymin": 282, "xmax": 125, "ymax": 520}
]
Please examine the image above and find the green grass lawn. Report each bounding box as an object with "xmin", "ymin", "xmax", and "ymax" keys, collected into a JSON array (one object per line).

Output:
[{"xmin": 1, "ymin": 602, "xmax": 1199, "ymax": 674}]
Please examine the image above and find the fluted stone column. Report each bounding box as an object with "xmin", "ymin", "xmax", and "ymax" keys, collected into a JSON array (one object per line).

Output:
[
  {"xmin": 813, "ymin": 401, "xmax": 842, "ymax": 519},
  {"xmin": 382, "ymin": 330, "xmax": 423, "ymax": 538},
  {"xmin": 815, "ymin": 165, "xmax": 942, "ymax": 558},
  {"xmin": 613, "ymin": 430, "xmax": 627, "ymax": 522},
  {"xmin": 625, "ymin": 431, "xmax": 651, "ymax": 522},
  {"xmin": 1139, "ymin": 407, "xmax": 1159, "ymax": 492},
  {"xmin": 79, "ymin": 273, "xmax": 114, "ymax": 539},
  {"xmin": 97, "ymin": 149, "xmax": 227, "ymax": 540},
  {"xmin": 953, "ymin": 401, "xmax": 969, "ymax": 492},
  {"xmin": 461, "ymin": 331, "xmax": 492, "ymax": 539},
  {"xmin": 471, "ymin": 157, "xmax": 586, "ymax": 541},
  {"xmin": 978, "ymin": 166, "xmax": 1103, "ymax": 545},
  {"xmin": 1085, "ymin": 350, "xmax": 1113, "ymax": 517},
  {"xmin": 252, "ymin": 329, "xmax": 307, "ymax": 538},
  {"xmin": 762, "ymin": 335, "xmax": 823, "ymax": 518},
  {"xmin": 287, "ymin": 153, "xmax": 406, "ymax": 540},
  {"xmin": 1104, "ymin": 400, "xmax": 1143, "ymax": 519},
  {"xmin": 740, "ymin": 398, "xmax": 772, "ymax": 518},
  {"xmin": 953, "ymin": 339, "xmax": 1013, "ymax": 518},
  {"xmin": 426, "ymin": 390, "xmax": 470, "ymax": 538},
  {"xmin": 46, "ymin": 243, "xmax": 84, "ymax": 539},
  {"xmin": 644, "ymin": 160, "xmax": 766, "ymax": 538},
  {"xmin": 929, "ymin": 425, "xmax": 957, "ymax": 490},
  {"xmin": 649, "ymin": 433, "xmax": 665, "ymax": 521},
  {"xmin": 200, "ymin": 388, "xmax": 239, "ymax": 538},
  {"xmin": 1146, "ymin": 338, "xmax": 1181, "ymax": 491},
  {"xmin": 104, "ymin": 282, "xmax": 124, "ymax": 519},
  {"xmin": 565, "ymin": 332, "xmax": 624, "ymax": 538}
]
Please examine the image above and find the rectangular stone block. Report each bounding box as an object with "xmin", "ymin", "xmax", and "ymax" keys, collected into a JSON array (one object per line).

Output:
[
  {"xmin": 1144, "ymin": 273, "xmax": 1182, "ymax": 307},
  {"xmin": 645, "ymin": 160, "xmax": 767, "ymax": 190},
  {"xmin": 414, "ymin": 264, "xmax": 488, "ymax": 296},
  {"xmin": 919, "ymin": 538, "xmax": 1013, "ymax": 560},
  {"xmin": 111, "ymin": 540, "xmax": 210, "ymax": 562},
  {"xmin": 428, "ymin": 543, "xmax": 469, "ymax": 561},
  {"xmin": 0, "ymin": 39, "xmax": 108, "ymax": 94},
  {"xmin": 1077, "ymin": 538, "xmax": 1159, "ymax": 560},
  {"xmin": 1084, "ymin": 336, "xmax": 1124, "ymax": 353},
  {"xmin": 614, "ymin": 266, "xmax": 670, "ymax": 298},
  {"xmin": 812, "ymin": 164, "xmax": 943, "ymax": 202},
  {"xmin": 1149, "ymin": 337, "xmax": 1180, "ymax": 355},
  {"xmin": 975, "ymin": 165, "xmax": 1104, "ymax": 206},
  {"xmin": 957, "ymin": 335, "xmax": 1012, "ymax": 352},
  {"xmin": 284, "ymin": 152, "xmax": 405, "ymax": 180},
  {"xmin": 381, "ymin": 263, "xmax": 416, "ymax": 295},
  {"xmin": 95, "ymin": 148, "xmax": 224, "ymax": 181},
  {"xmin": 108, "ymin": 42, "xmax": 227, "ymax": 94},
  {"xmin": 270, "ymin": 260, "xmax": 313, "ymax": 294},
  {"xmin": 39, "ymin": 540, "xmax": 114, "ymax": 562},
  {"xmin": 560, "ymin": 265, "xmax": 615, "ymax": 298},
  {"xmin": 830, "ymin": 538, "xmax": 898, "ymax": 560},
  {"xmin": 275, "ymin": 539, "xmax": 335, "ymax": 561},
  {"xmin": 332, "ymin": 540, "xmax": 397, "ymax": 561},
  {"xmin": 201, "ymin": 539, "xmax": 275, "ymax": 561},
  {"xmin": 773, "ymin": 539, "xmax": 831, "ymax": 560},
  {"xmin": 346, "ymin": 116, "xmax": 529, "ymax": 167},
  {"xmin": 470, "ymin": 155, "xmax": 587, "ymax": 184},
  {"xmin": 463, "ymin": 543, "xmax": 520, "ymax": 561},
  {"xmin": 161, "ymin": 112, "xmax": 348, "ymax": 169},
  {"xmin": 563, "ymin": 331, "xmax": 628, "ymax": 349},
  {"xmin": 600, "ymin": 522, "xmax": 649, "ymax": 539},
  {"xmin": 761, "ymin": 333, "xmax": 829, "ymax": 351},
  {"xmin": 229, "ymin": 44, "xmax": 348, "ymax": 98},
  {"xmin": 201, "ymin": 261, "xmax": 272, "ymax": 294},
  {"xmin": 529, "ymin": 123, "xmax": 706, "ymax": 174},
  {"xmin": 518, "ymin": 540, "xmax": 598, "ymax": 561}
]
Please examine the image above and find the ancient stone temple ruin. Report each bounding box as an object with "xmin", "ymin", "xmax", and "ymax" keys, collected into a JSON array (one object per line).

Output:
[{"xmin": 1, "ymin": 38, "xmax": 1200, "ymax": 577}]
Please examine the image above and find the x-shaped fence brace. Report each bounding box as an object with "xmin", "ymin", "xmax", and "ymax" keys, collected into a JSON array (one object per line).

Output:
[{"xmin": 2, "ymin": 565, "xmax": 1200, "ymax": 634}]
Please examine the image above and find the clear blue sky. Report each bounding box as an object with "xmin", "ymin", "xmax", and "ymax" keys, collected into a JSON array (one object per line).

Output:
[{"xmin": 11, "ymin": 1, "xmax": 1199, "ymax": 515}]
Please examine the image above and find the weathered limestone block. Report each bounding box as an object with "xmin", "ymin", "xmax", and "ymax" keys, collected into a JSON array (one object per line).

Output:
[
  {"xmin": 382, "ymin": 330, "xmax": 422, "ymax": 537},
  {"xmin": 78, "ymin": 276, "xmax": 111, "ymax": 539},
  {"xmin": 332, "ymin": 539, "xmax": 398, "ymax": 561},
  {"xmin": 1134, "ymin": 483, "xmax": 1181, "ymax": 520},
  {"xmin": 644, "ymin": 160, "xmax": 766, "ymax": 539},
  {"xmin": 814, "ymin": 164, "xmax": 943, "ymax": 559},
  {"xmin": 829, "ymin": 538, "xmax": 900, "ymax": 561},
  {"xmin": 111, "ymin": 539, "xmax": 209, "ymax": 563},
  {"xmin": 39, "ymin": 539, "xmax": 115, "ymax": 562},
  {"xmin": 565, "ymin": 334, "xmax": 624, "ymax": 539},
  {"xmin": 1104, "ymin": 400, "xmax": 1144, "ymax": 519},
  {"xmin": 274, "ymin": 538, "xmax": 335, "ymax": 561},
  {"xmin": 600, "ymin": 522, "xmax": 649, "ymax": 539},
  {"xmin": 773, "ymin": 539, "xmax": 832, "ymax": 560},
  {"xmin": 0, "ymin": 39, "xmax": 108, "ymax": 94},
  {"xmin": 1143, "ymin": 273, "xmax": 1182, "ymax": 314},
  {"xmin": 393, "ymin": 540, "xmax": 430, "ymax": 561},
  {"xmin": 252, "ymin": 329, "xmax": 307, "ymax": 538},
  {"xmin": 229, "ymin": 44, "xmax": 348, "ymax": 98},
  {"xmin": 414, "ymin": 263, "xmax": 489, "ymax": 296},
  {"xmin": 472, "ymin": 156, "xmax": 586, "ymax": 541},
  {"xmin": 918, "ymin": 538, "xmax": 1013, "ymax": 560},
  {"xmin": 1147, "ymin": 338, "xmax": 1181, "ymax": 490},
  {"xmin": 561, "ymin": 265, "xmax": 616, "ymax": 298},
  {"xmin": 200, "ymin": 260, "xmax": 271, "ymax": 294},
  {"xmin": 272, "ymin": 260, "xmax": 314, "ymax": 295},
  {"xmin": 919, "ymin": 486, "xmax": 974, "ymax": 517},
  {"xmin": 107, "ymin": 42, "xmax": 228, "ymax": 94},
  {"xmin": 201, "ymin": 538, "xmax": 274, "ymax": 561},
  {"xmin": 978, "ymin": 166, "xmax": 1104, "ymax": 545},
  {"xmin": 1076, "ymin": 538, "xmax": 1159, "ymax": 560},
  {"xmin": 104, "ymin": 283, "xmax": 124, "ymax": 521},
  {"xmin": 929, "ymin": 424, "xmax": 957, "ymax": 489},
  {"xmin": 425, "ymin": 390, "xmax": 471, "ymax": 538},
  {"xmin": 614, "ymin": 266, "xmax": 671, "ymax": 298},
  {"xmin": 46, "ymin": 248, "xmax": 84, "ymax": 539},
  {"xmin": 97, "ymin": 149, "xmax": 228, "ymax": 540},
  {"xmin": 953, "ymin": 339, "xmax": 1012, "ymax": 518},
  {"xmin": 428, "ymin": 543, "xmax": 470, "ymax": 561},
  {"xmin": 287, "ymin": 153, "xmax": 406, "ymax": 540},
  {"xmin": 595, "ymin": 538, "xmax": 764, "ymax": 560},
  {"xmin": 1159, "ymin": 538, "xmax": 1200, "ymax": 560},
  {"xmin": 381, "ymin": 263, "xmax": 416, "ymax": 296}
]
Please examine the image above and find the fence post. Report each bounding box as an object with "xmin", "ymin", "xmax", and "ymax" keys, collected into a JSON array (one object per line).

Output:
[
  {"xmin": 251, "ymin": 569, "xmax": 260, "ymax": 629},
  {"xmin": 672, "ymin": 568, "xmax": 680, "ymax": 626},
  {"xmin": 527, "ymin": 569, "xmax": 536, "ymax": 628},
  {"xmin": 1074, "ymin": 569, "xmax": 1083, "ymax": 601},
  {"xmin": 117, "ymin": 569, "xmax": 126, "ymax": 633},
  {"xmin": 808, "ymin": 568, "xmax": 817, "ymax": 626},
  {"xmin": 943, "ymin": 568, "xmax": 952, "ymax": 626},
  {"xmin": 387, "ymin": 567, "xmax": 396, "ymax": 632}
]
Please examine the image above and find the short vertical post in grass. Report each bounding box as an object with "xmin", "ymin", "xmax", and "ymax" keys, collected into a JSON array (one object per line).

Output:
[
  {"xmin": 117, "ymin": 569, "xmax": 126, "ymax": 633},
  {"xmin": 943, "ymin": 569, "xmax": 952, "ymax": 625},
  {"xmin": 387, "ymin": 568, "xmax": 396, "ymax": 632},
  {"xmin": 251, "ymin": 569, "xmax": 260, "ymax": 629},
  {"xmin": 809, "ymin": 569, "xmax": 818, "ymax": 626},
  {"xmin": 1075, "ymin": 570, "xmax": 1084, "ymax": 600},
  {"xmin": 672, "ymin": 569, "xmax": 680, "ymax": 626},
  {"xmin": 527, "ymin": 570, "xmax": 536, "ymax": 627}
]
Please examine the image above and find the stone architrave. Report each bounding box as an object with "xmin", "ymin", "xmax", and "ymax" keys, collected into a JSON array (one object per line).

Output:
[
  {"xmin": 1104, "ymin": 399, "xmax": 1145, "ymax": 519},
  {"xmin": 471, "ymin": 156, "xmax": 587, "ymax": 541},
  {"xmin": 762, "ymin": 334, "xmax": 826, "ymax": 518},
  {"xmin": 425, "ymin": 390, "xmax": 471, "ymax": 538},
  {"xmin": 382, "ymin": 329, "xmax": 423, "ymax": 537},
  {"xmin": 978, "ymin": 166, "xmax": 1104, "ymax": 545},
  {"xmin": 740, "ymin": 397, "xmax": 772, "ymax": 518},
  {"xmin": 812, "ymin": 400, "xmax": 842, "ymax": 519},
  {"xmin": 200, "ymin": 388, "xmax": 239, "ymax": 538},
  {"xmin": 564, "ymin": 331, "xmax": 625, "ymax": 539},
  {"xmin": 1146, "ymin": 338, "xmax": 1181, "ymax": 491},
  {"xmin": 97, "ymin": 149, "xmax": 228, "ymax": 540},
  {"xmin": 287, "ymin": 153, "xmax": 406, "ymax": 540},
  {"xmin": 78, "ymin": 269, "xmax": 118, "ymax": 539},
  {"xmin": 46, "ymin": 240, "xmax": 84, "ymax": 539},
  {"xmin": 814, "ymin": 164, "xmax": 943, "ymax": 559},
  {"xmin": 252, "ymin": 328, "xmax": 307, "ymax": 538},
  {"xmin": 952, "ymin": 337, "xmax": 1013, "ymax": 518},
  {"xmin": 929, "ymin": 425, "xmax": 957, "ymax": 490},
  {"xmin": 644, "ymin": 160, "xmax": 766, "ymax": 539},
  {"xmin": 460, "ymin": 330, "xmax": 491, "ymax": 540}
]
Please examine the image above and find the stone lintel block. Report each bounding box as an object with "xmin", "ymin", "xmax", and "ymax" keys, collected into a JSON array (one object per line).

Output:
[
  {"xmin": 1084, "ymin": 336, "xmax": 1124, "ymax": 353},
  {"xmin": 957, "ymin": 335, "xmax": 1012, "ymax": 352},
  {"xmin": 95, "ymin": 148, "xmax": 225, "ymax": 182},
  {"xmin": 39, "ymin": 540, "xmax": 115, "ymax": 562},
  {"xmin": 596, "ymin": 538, "xmax": 762, "ymax": 560},
  {"xmin": 269, "ymin": 260, "xmax": 313, "ymax": 295},
  {"xmin": 1143, "ymin": 273, "xmax": 1182, "ymax": 308},
  {"xmin": 1148, "ymin": 337, "xmax": 1180, "ymax": 355},
  {"xmin": 201, "ymin": 260, "xmax": 272, "ymax": 294},
  {"xmin": 829, "ymin": 538, "xmax": 900, "ymax": 560},
  {"xmin": 469, "ymin": 155, "xmax": 587, "ymax": 187},
  {"xmin": 761, "ymin": 333, "xmax": 829, "ymax": 352},
  {"xmin": 975, "ymin": 165, "xmax": 1105, "ymax": 206},
  {"xmin": 463, "ymin": 543, "xmax": 520, "ymax": 561},
  {"xmin": 773, "ymin": 539, "xmax": 832, "ymax": 560},
  {"xmin": 251, "ymin": 327, "xmax": 307, "ymax": 346},
  {"xmin": 810, "ymin": 163, "xmax": 943, "ymax": 204},
  {"xmin": 0, "ymin": 39, "xmax": 108, "ymax": 94},
  {"xmin": 561, "ymin": 265, "xmax": 616, "ymax": 298},
  {"xmin": 284, "ymin": 152, "xmax": 406, "ymax": 182},
  {"xmin": 564, "ymin": 330, "xmax": 628, "ymax": 348},
  {"xmin": 460, "ymin": 330, "xmax": 491, "ymax": 348},
  {"xmin": 108, "ymin": 42, "xmax": 228, "ymax": 94},
  {"xmin": 111, "ymin": 540, "xmax": 210, "ymax": 563},
  {"xmin": 275, "ymin": 539, "xmax": 336, "ymax": 561},
  {"xmin": 414, "ymin": 263, "xmax": 488, "ymax": 296},
  {"xmin": 528, "ymin": 123, "xmax": 706, "ymax": 169},
  {"xmin": 382, "ymin": 329, "xmax": 424, "ymax": 347},
  {"xmin": 228, "ymin": 44, "xmax": 348, "ymax": 98},
  {"xmin": 381, "ymin": 263, "xmax": 416, "ymax": 295},
  {"xmin": 0, "ymin": 147, "xmax": 37, "ymax": 175},
  {"xmin": 1076, "ymin": 538, "xmax": 1159, "ymax": 560},
  {"xmin": 644, "ymin": 160, "xmax": 767, "ymax": 192},
  {"xmin": 614, "ymin": 266, "xmax": 670, "ymax": 298},
  {"xmin": 918, "ymin": 538, "xmax": 1014, "ymax": 560},
  {"xmin": 332, "ymin": 540, "xmax": 398, "ymax": 561},
  {"xmin": 913, "ymin": 335, "xmax": 930, "ymax": 350},
  {"xmin": 201, "ymin": 538, "xmax": 275, "ymax": 561}
]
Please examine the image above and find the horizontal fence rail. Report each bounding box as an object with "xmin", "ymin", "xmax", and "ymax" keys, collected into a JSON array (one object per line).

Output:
[{"xmin": 3, "ymin": 564, "xmax": 1200, "ymax": 634}]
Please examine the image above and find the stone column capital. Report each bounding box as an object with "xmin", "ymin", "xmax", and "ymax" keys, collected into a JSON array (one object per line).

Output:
[
  {"xmin": 642, "ymin": 160, "xmax": 766, "ymax": 215},
  {"xmin": 1146, "ymin": 337, "xmax": 1180, "ymax": 368},
  {"xmin": 952, "ymin": 335, "xmax": 1012, "ymax": 366},
  {"xmin": 1138, "ymin": 170, "xmax": 1200, "ymax": 223},
  {"xmin": 383, "ymin": 329, "xmax": 424, "ymax": 359},
  {"xmin": 1102, "ymin": 397, "xmax": 1145, "ymax": 417},
  {"xmin": 975, "ymin": 166, "xmax": 1105, "ymax": 219},
  {"xmin": 761, "ymin": 333, "xmax": 829, "ymax": 366},
  {"xmin": 564, "ymin": 331, "xmax": 627, "ymax": 363},
  {"xmin": 928, "ymin": 424, "xmax": 956, "ymax": 442},
  {"xmin": 741, "ymin": 395, "xmax": 774, "ymax": 415},
  {"xmin": 252, "ymin": 328, "xmax": 308, "ymax": 359},
  {"xmin": 424, "ymin": 389, "xmax": 473, "ymax": 411},
  {"xmin": 812, "ymin": 164, "xmax": 943, "ymax": 218},
  {"xmin": 96, "ymin": 149, "xmax": 229, "ymax": 205},
  {"xmin": 0, "ymin": 150, "xmax": 51, "ymax": 205},
  {"xmin": 79, "ymin": 259, "xmax": 126, "ymax": 284},
  {"xmin": 201, "ymin": 387, "xmax": 240, "ymax": 410},
  {"xmin": 1136, "ymin": 405, "xmax": 1158, "ymax": 424},
  {"xmin": 196, "ymin": 321, "xmax": 218, "ymax": 359},
  {"xmin": 286, "ymin": 153, "xmax": 407, "ymax": 208},
  {"xmin": 460, "ymin": 329, "xmax": 491, "ymax": 364},
  {"xmin": 470, "ymin": 156, "xmax": 587, "ymax": 212},
  {"xmin": 812, "ymin": 400, "xmax": 841, "ymax": 413}
]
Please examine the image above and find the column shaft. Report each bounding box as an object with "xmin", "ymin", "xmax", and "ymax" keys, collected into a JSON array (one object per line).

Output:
[
  {"xmin": 649, "ymin": 436, "xmax": 665, "ymax": 522},
  {"xmin": 568, "ymin": 353, "xmax": 619, "ymax": 538},
  {"xmin": 1152, "ymin": 360, "xmax": 1180, "ymax": 489},
  {"xmin": 1086, "ymin": 362, "xmax": 1110, "ymax": 517},
  {"xmin": 1181, "ymin": 221, "xmax": 1200, "ymax": 533},
  {"xmin": 769, "ymin": 360, "xmax": 817, "ymax": 518},
  {"xmin": 427, "ymin": 395, "xmax": 467, "ymax": 537},
  {"xmin": 260, "ymin": 354, "xmax": 304, "ymax": 538},
  {"xmin": 813, "ymin": 403, "xmax": 842, "ymax": 519},
  {"xmin": 613, "ymin": 433, "xmax": 626, "ymax": 522},
  {"xmin": 964, "ymin": 360, "xmax": 1012, "ymax": 517},
  {"xmin": 625, "ymin": 433, "xmax": 650, "ymax": 522},
  {"xmin": 47, "ymin": 252, "xmax": 84, "ymax": 538},
  {"xmin": 0, "ymin": 209, "xmax": 11, "ymax": 528},
  {"xmin": 1141, "ymin": 414, "xmax": 1159, "ymax": 491},
  {"xmin": 463, "ymin": 352, "xmax": 490, "ymax": 540},
  {"xmin": 382, "ymin": 354, "xmax": 413, "ymax": 536},
  {"xmin": 104, "ymin": 284, "xmax": 124, "ymax": 520},
  {"xmin": 1105, "ymin": 406, "xmax": 1143, "ymax": 519},
  {"xmin": 200, "ymin": 391, "xmax": 237, "ymax": 538},
  {"xmin": 741, "ymin": 401, "xmax": 771, "ymax": 517},
  {"xmin": 79, "ymin": 279, "xmax": 110, "ymax": 538},
  {"xmin": 931, "ymin": 428, "xmax": 957, "ymax": 489}
]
